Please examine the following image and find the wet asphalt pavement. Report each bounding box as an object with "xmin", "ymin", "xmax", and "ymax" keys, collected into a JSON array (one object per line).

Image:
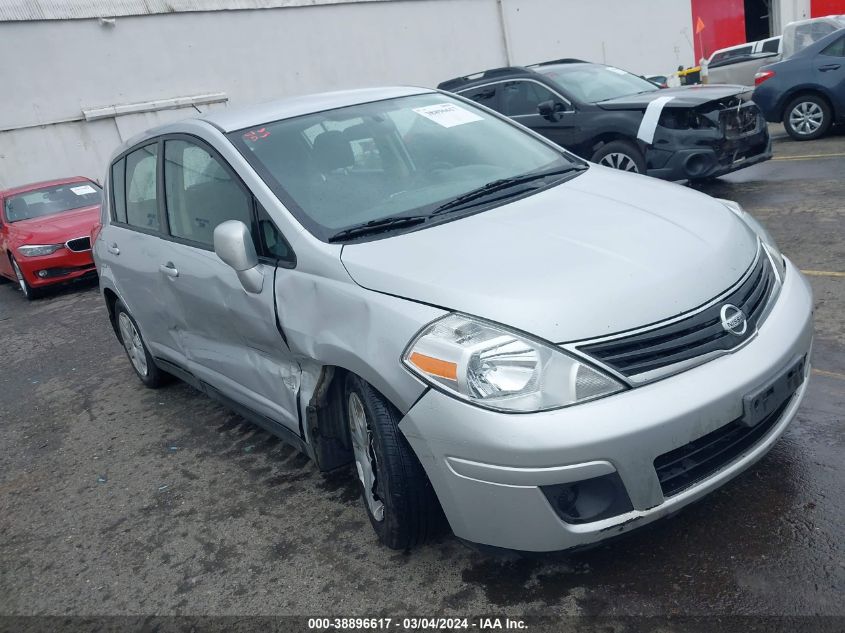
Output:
[{"xmin": 0, "ymin": 125, "xmax": 843, "ymax": 628}]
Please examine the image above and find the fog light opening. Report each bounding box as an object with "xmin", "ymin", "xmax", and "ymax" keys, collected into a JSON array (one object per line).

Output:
[
  {"xmin": 542, "ymin": 472, "xmax": 633, "ymax": 524},
  {"xmin": 684, "ymin": 153, "xmax": 713, "ymax": 178},
  {"xmin": 37, "ymin": 270, "xmax": 48, "ymax": 278}
]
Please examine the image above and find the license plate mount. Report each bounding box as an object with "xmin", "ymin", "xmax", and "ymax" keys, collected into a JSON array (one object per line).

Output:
[{"xmin": 741, "ymin": 355, "xmax": 805, "ymax": 427}]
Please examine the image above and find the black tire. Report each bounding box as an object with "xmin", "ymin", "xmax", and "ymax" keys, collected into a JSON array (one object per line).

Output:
[
  {"xmin": 10, "ymin": 257, "xmax": 43, "ymax": 301},
  {"xmin": 591, "ymin": 140, "xmax": 646, "ymax": 174},
  {"xmin": 783, "ymin": 94, "xmax": 832, "ymax": 141},
  {"xmin": 114, "ymin": 301, "xmax": 168, "ymax": 388},
  {"xmin": 344, "ymin": 373, "xmax": 443, "ymax": 550}
]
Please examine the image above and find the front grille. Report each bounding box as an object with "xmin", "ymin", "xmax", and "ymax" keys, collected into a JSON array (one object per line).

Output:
[
  {"xmin": 722, "ymin": 103, "xmax": 762, "ymax": 138},
  {"xmin": 579, "ymin": 250, "xmax": 775, "ymax": 379},
  {"xmin": 66, "ymin": 237, "xmax": 91, "ymax": 252},
  {"xmin": 654, "ymin": 395, "xmax": 793, "ymax": 497}
]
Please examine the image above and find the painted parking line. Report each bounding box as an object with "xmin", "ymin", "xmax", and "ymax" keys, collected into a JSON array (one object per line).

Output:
[
  {"xmin": 800, "ymin": 270, "xmax": 845, "ymax": 278},
  {"xmin": 812, "ymin": 368, "xmax": 845, "ymax": 381},
  {"xmin": 772, "ymin": 152, "xmax": 845, "ymax": 161}
]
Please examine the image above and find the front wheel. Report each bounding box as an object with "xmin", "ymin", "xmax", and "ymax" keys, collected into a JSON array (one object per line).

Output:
[
  {"xmin": 115, "ymin": 301, "xmax": 168, "ymax": 388},
  {"xmin": 344, "ymin": 374, "xmax": 442, "ymax": 550},
  {"xmin": 783, "ymin": 95, "xmax": 831, "ymax": 140},
  {"xmin": 10, "ymin": 257, "xmax": 42, "ymax": 301},
  {"xmin": 591, "ymin": 140, "xmax": 646, "ymax": 174}
]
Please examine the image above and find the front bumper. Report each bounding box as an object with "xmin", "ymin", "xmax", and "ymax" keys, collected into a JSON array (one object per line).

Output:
[
  {"xmin": 15, "ymin": 248, "xmax": 96, "ymax": 288},
  {"xmin": 645, "ymin": 119, "xmax": 772, "ymax": 181},
  {"xmin": 399, "ymin": 258, "xmax": 813, "ymax": 551}
]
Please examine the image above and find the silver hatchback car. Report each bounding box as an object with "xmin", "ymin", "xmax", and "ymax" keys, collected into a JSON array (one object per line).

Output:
[{"xmin": 94, "ymin": 87, "xmax": 813, "ymax": 552}]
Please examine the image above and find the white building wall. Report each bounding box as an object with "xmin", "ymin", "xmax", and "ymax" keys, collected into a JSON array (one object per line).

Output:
[
  {"xmin": 501, "ymin": 0, "xmax": 695, "ymax": 73},
  {"xmin": 1, "ymin": 0, "xmax": 698, "ymax": 189}
]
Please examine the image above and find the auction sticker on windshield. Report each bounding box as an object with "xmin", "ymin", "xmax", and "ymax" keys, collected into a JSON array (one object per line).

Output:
[
  {"xmin": 413, "ymin": 103, "xmax": 483, "ymax": 128},
  {"xmin": 70, "ymin": 185, "xmax": 97, "ymax": 196}
]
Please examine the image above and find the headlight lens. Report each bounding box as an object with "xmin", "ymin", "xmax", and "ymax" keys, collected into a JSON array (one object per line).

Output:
[
  {"xmin": 720, "ymin": 199, "xmax": 786, "ymax": 280},
  {"xmin": 403, "ymin": 314, "xmax": 624, "ymax": 412},
  {"xmin": 18, "ymin": 244, "xmax": 63, "ymax": 257}
]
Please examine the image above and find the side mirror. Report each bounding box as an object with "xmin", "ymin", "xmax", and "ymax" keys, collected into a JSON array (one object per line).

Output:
[
  {"xmin": 538, "ymin": 100, "xmax": 566, "ymax": 122},
  {"xmin": 213, "ymin": 220, "xmax": 263, "ymax": 294}
]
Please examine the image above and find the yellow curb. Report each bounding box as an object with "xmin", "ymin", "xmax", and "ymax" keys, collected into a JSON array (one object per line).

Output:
[{"xmin": 801, "ymin": 270, "xmax": 845, "ymax": 278}]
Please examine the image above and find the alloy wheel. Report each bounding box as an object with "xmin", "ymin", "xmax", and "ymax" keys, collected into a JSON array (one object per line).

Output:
[
  {"xmin": 118, "ymin": 312, "xmax": 149, "ymax": 377},
  {"xmin": 599, "ymin": 152, "xmax": 640, "ymax": 172},
  {"xmin": 789, "ymin": 102, "xmax": 823, "ymax": 136},
  {"xmin": 348, "ymin": 391, "xmax": 385, "ymax": 522}
]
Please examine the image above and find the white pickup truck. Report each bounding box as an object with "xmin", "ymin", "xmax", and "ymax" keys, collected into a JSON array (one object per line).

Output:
[{"xmin": 706, "ymin": 15, "xmax": 845, "ymax": 87}]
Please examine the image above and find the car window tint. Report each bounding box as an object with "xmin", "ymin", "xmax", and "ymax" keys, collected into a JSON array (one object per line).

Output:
[
  {"xmin": 125, "ymin": 145, "xmax": 159, "ymax": 230},
  {"xmin": 821, "ymin": 37, "xmax": 845, "ymax": 57},
  {"xmin": 761, "ymin": 38, "xmax": 780, "ymax": 53},
  {"xmin": 111, "ymin": 158, "xmax": 127, "ymax": 223},
  {"xmin": 460, "ymin": 85, "xmax": 499, "ymax": 111},
  {"xmin": 164, "ymin": 139, "xmax": 252, "ymax": 247},
  {"xmin": 501, "ymin": 81, "xmax": 559, "ymax": 116}
]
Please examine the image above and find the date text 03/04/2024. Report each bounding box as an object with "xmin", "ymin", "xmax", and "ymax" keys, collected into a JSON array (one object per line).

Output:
[{"xmin": 306, "ymin": 617, "xmax": 527, "ymax": 630}]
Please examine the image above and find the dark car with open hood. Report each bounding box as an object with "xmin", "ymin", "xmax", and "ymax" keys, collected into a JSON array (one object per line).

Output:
[{"xmin": 439, "ymin": 59, "xmax": 772, "ymax": 182}]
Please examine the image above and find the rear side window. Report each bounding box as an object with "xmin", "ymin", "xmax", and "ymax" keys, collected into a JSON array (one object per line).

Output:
[
  {"xmin": 111, "ymin": 158, "xmax": 127, "ymax": 223},
  {"xmin": 163, "ymin": 139, "xmax": 252, "ymax": 248},
  {"xmin": 460, "ymin": 85, "xmax": 500, "ymax": 112},
  {"xmin": 501, "ymin": 81, "xmax": 559, "ymax": 116},
  {"xmin": 125, "ymin": 145, "xmax": 160, "ymax": 230},
  {"xmin": 821, "ymin": 37, "xmax": 845, "ymax": 57},
  {"xmin": 761, "ymin": 38, "xmax": 780, "ymax": 54}
]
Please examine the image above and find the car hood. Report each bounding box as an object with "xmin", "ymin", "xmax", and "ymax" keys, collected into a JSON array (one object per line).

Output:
[
  {"xmin": 340, "ymin": 166, "xmax": 758, "ymax": 343},
  {"xmin": 9, "ymin": 205, "xmax": 100, "ymax": 243},
  {"xmin": 596, "ymin": 84, "xmax": 749, "ymax": 110}
]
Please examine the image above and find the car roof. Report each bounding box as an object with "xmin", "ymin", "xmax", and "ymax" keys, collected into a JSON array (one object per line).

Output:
[
  {"xmin": 438, "ymin": 59, "xmax": 589, "ymax": 92},
  {"xmin": 1, "ymin": 176, "xmax": 93, "ymax": 197},
  {"xmin": 203, "ymin": 86, "xmax": 433, "ymax": 133}
]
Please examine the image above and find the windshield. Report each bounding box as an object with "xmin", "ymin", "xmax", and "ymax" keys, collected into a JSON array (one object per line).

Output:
[
  {"xmin": 229, "ymin": 93, "xmax": 582, "ymax": 241},
  {"xmin": 4, "ymin": 182, "xmax": 102, "ymax": 223},
  {"xmin": 536, "ymin": 64, "xmax": 660, "ymax": 103}
]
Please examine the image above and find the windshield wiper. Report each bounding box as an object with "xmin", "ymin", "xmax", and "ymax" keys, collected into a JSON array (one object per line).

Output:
[
  {"xmin": 430, "ymin": 166, "xmax": 585, "ymax": 216},
  {"xmin": 328, "ymin": 215, "xmax": 428, "ymax": 242}
]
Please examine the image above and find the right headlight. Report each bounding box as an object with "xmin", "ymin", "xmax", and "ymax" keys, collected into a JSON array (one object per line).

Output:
[
  {"xmin": 18, "ymin": 244, "xmax": 63, "ymax": 257},
  {"xmin": 402, "ymin": 313, "xmax": 625, "ymax": 413}
]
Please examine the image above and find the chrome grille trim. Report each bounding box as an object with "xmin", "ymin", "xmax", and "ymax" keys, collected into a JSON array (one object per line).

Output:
[{"xmin": 567, "ymin": 244, "xmax": 781, "ymax": 385}]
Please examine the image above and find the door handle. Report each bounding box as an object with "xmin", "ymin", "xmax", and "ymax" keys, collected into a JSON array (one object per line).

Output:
[
  {"xmin": 819, "ymin": 64, "xmax": 841, "ymax": 71},
  {"xmin": 107, "ymin": 243, "xmax": 120, "ymax": 255},
  {"xmin": 159, "ymin": 262, "xmax": 179, "ymax": 278}
]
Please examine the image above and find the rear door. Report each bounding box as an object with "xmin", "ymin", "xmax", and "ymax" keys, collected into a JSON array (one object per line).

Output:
[
  {"xmin": 816, "ymin": 36, "xmax": 845, "ymax": 116},
  {"xmin": 103, "ymin": 143, "xmax": 185, "ymax": 365},
  {"xmin": 158, "ymin": 135, "xmax": 300, "ymax": 432}
]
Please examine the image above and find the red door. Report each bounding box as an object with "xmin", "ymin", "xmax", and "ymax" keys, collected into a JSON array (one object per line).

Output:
[{"xmin": 691, "ymin": 0, "xmax": 747, "ymax": 62}]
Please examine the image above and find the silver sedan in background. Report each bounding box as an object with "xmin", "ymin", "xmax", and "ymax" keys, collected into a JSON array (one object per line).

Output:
[{"xmin": 94, "ymin": 87, "xmax": 812, "ymax": 552}]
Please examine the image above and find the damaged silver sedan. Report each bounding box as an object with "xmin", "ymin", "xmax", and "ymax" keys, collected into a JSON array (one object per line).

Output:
[{"xmin": 94, "ymin": 87, "xmax": 813, "ymax": 552}]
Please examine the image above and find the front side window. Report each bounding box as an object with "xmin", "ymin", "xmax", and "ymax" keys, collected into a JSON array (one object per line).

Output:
[
  {"xmin": 163, "ymin": 139, "xmax": 252, "ymax": 247},
  {"xmin": 230, "ymin": 92, "xmax": 581, "ymax": 241},
  {"xmin": 536, "ymin": 64, "xmax": 660, "ymax": 103},
  {"xmin": 501, "ymin": 81, "xmax": 560, "ymax": 116},
  {"xmin": 125, "ymin": 145, "xmax": 159, "ymax": 230},
  {"xmin": 4, "ymin": 181, "xmax": 102, "ymax": 223}
]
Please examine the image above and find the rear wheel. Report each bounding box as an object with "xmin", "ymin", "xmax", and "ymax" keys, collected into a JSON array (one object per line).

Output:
[
  {"xmin": 10, "ymin": 257, "xmax": 42, "ymax": 301},
  {"xmin": 344, "ymin": 373, "xmax": 442, "ymax": 550},
  {"xmin": 591, "ymin": 140, "xmax": 646, "ymax": 174},
  {"xmin": 115, "ymin": 301, "xmax": 168, "ymax": 388},
  {"xmin": 783, "ymin": 95, "xmax": 831, "ymax": 140}
]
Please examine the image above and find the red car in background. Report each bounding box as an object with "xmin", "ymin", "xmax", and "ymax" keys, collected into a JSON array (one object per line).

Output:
[{"xmin": 0, "ymin": 177, "xmax": 102, "ymax": 300}]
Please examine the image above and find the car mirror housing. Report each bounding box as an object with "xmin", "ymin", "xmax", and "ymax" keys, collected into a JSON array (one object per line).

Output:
[
  {"xmin": 538, "ymin": 99, "xmax": 565, "ymax": 122},
  {"xmin": 213, "ymin": 220, "xmax": 263, "ymax": 293}
]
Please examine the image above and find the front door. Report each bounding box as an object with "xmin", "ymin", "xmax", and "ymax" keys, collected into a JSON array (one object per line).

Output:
[
  {"xmin": 500, "ymin": 80, "xmax": 582, "ymax": 151},
  {"xmin": 157, "ymin": 137, "xmax": 300, "ymax": 432}
]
